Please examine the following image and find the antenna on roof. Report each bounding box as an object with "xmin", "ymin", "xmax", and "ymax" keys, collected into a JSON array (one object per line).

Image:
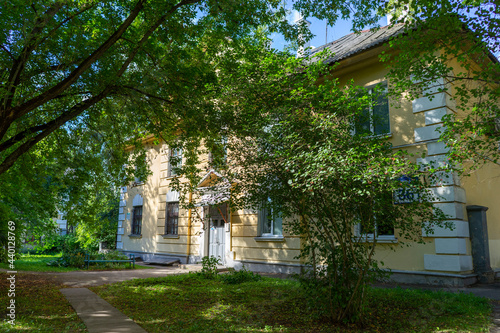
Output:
[{"xmin": 325, "ymin": 22, "xmax": 328, "ymax": 45}]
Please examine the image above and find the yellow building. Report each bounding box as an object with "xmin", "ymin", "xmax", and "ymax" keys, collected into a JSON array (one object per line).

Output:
[{"xmin": 117, "ymin": 23, "xmax": 500, "ymax": 286}]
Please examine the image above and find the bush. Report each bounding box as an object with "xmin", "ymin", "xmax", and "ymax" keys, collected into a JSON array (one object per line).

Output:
[
  {"xmin": 197, "ymin": 256, "xmax": 220, "ymax": 279},
  {"xmin": 102, "ymin": 250, "xmax": 128, "ymax": 261},
  {"xmin": 219, "ymin": 266, "xmax": 262, "ymax": 285},
  {"xmin": 48, "ymin": 250, "xmax": 130, "ymax": 268},
  {"xmin": 292, "ymin": 271, "xmax": 336, "ymax": 321},
  {"xmin": 33, "ymin": 232, "xmax": 65, "ymax": 254}
]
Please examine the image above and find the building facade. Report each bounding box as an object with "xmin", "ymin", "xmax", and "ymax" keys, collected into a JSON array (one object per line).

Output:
[{"xmin": 117, "ymin": 24, "xmax": 500, "ymax": 286}]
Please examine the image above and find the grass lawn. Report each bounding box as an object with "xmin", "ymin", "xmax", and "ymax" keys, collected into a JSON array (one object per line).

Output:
[
  {"xmin": 0, "ymin": 272, "xmax": 87, "ymax": 332},
  {"xmin": 92, "ymin": 274, "xmax": 492, "ymax": 333},
  {"xmin": 0, "ymin": 254, "xmax": 152, "ymax": 272}
]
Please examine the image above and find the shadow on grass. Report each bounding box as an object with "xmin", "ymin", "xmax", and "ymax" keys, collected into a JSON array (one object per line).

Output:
[
  {"xmin": 0, "ymin": 272, "xmax": 87, "ymax": 332},
  {"xmin": 92, "ymin": 274, "xmax": 492, "ymax": 333}
]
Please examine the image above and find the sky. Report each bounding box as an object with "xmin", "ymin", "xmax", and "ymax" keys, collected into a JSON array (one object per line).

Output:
[{"xmin": 271, "ymin": 9, "xmax": 388, "ymax": 51}]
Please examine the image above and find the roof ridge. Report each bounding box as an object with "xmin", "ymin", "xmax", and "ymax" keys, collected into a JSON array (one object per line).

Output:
[{"xmin": 309, "ymin": 23, "xmax": 406, "ymax": 63}]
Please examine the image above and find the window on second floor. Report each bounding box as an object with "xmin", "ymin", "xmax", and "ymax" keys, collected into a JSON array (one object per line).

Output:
[
  {"xmin": 208, "ymin": 137, "xmax": 228, "ymax": 168},
  {"xmin": 168, "ymin": 148, "xmax": 182, "ymax": 177},
  {"xmin": 355, "ymin": 82, "xmax": 390, "ymax": 136}
]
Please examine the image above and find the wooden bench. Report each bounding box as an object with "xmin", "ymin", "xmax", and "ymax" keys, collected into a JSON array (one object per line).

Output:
[
  {"xmin": 143, "ymin": 255, "xmax": 181, "ymax": 266},
  {"xmin": 84, "ymin": 253, "xmax": 136, "ymax": 269}
]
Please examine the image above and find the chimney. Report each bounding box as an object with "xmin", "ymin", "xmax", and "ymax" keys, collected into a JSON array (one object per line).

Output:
[{"xmin": 296, "ymin": 17, "xmax": 311, "ymax": 58}]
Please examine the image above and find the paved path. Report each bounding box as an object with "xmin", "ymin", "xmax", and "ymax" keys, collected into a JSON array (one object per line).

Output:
[
  {"xmin": 0, "ymin": 264, "xmax": 205, "ymax": 333},
  {"xmin": 54, "ymin": 263, "xmax": 203, "ymax": 287},
  {"xmin": 61, "ymin": 288, "xmax": 147, "ymax": 333},
  {"xmin": 1, "ymin": 263, "xmax": 203, "ymax": 287},
  {"xmin": 375, "ymin": 281, "xmax": 500, "ymax": 301},
  {"xmin": 55, "ymin": 264, "xmax": 202, "ymax": 333}
]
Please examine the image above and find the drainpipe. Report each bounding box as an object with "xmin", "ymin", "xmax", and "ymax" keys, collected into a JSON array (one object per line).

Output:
[
  {"xmin": 186, "ymin": 191, "xmax": 193, "ymax": 264},
  {"xmin": 467, "ymin": 205, "xmax": 494, "ymax": 283}
]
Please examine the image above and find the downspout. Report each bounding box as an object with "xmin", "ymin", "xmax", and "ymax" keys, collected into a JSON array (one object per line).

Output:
[{"xmin": 186, "ymin": 191, "xmax": 193, "ymax": 263}]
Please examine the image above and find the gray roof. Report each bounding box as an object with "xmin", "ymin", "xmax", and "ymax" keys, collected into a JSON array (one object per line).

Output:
[{"xmin": 309, "ymin": 23, "xmax": 407, "ymax": 64}]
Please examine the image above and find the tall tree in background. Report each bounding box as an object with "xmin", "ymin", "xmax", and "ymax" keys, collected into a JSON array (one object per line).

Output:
[
  {"xmin": 3, "ymin": 0, "xmax": 496, "ymax": 177},
  {"xmin": 0, "ymin": 0, "xmax": 306, "ymax": 175},
  {"xmin": 0, "ymin": 0, "xmax": 297, "ymax": 245}
]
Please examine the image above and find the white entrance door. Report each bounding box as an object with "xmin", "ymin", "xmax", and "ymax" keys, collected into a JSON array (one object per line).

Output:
[
  {"xmin": 207, "ymin": 203, "xmax": 227, "ymax": 264},
  {"xmin": 209, "ymin": 218, "xmax": 225, "ymax": 264}
]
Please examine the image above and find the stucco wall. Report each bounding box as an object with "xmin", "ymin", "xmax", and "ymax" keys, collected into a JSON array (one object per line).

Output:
[{"xmin": 231, "ymin": 209, "xmax": 301, "ymax": 265}]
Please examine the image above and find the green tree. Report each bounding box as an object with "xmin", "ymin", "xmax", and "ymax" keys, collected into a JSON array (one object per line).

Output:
[
  {"xmin": 0, "ymin": 0, "xmax": 307, "ymax": 175},
  {"xmin": 0, "ymin": 144, "xmax": 63, "ymax": 260},
  {"xmin": 171, "ymin": 43, "xmax": 448, "ymax": 322}
]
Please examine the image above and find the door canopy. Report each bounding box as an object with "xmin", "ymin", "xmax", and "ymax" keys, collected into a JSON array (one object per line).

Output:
[{"xmin": 196, "ymin": 169, "xmax": 230, "ymax": 207}]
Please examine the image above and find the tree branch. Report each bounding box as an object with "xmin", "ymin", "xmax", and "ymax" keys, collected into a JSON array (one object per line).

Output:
[
  {"xmin": 20, "ymin": 61, "xmax": 84, "ymax": 81},
  {"xmin": 1, "ymin": 3, "xmax": 63, "ymax": 110},
  {"xmin": 0, "ymin": 86, "xmax": 115, "ymax": 175},
  {"xmin": 0, "ymin": 44, "xmax": 14, "ymax": 61},
  {"xmin": 113, "ymin": 0, "xmax": 202, "ymax": 79},
  {"xmin": 0, "ymin": 0, "xmax": 148, "ymax": 141},
  {"xmin": 122, "ymin": 86, "xmax": 174, "ymax": 104},
  {"xmin": 36, "ymin": 2, "xmax": 96, "ymax": 51},
  {"xmin": 0, "ymin": 0, "xmax": 203, "ymax": 175}
]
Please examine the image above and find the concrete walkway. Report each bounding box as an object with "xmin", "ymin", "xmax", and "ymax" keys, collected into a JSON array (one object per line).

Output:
[
  {"xmin": 0, "ymin": 264, "xmax": 205, "ymax": 332},
  {"xmin": 60, "ymin": 287, "xmax": 146, "ymax": 333},
  {"xmin": 0, "ymin": 263, "xmax": 204, "ymax": 287},
  {"xmin": 53, "ymin": 263, "xmax": 203, "ymax": 287},
  {"xmin": 375, "ymin": 281, "xmax": 500, "ymax": 301},
  {"xmin": 55, "ymin": 264, "xmax": 204, "ymax": 333}
]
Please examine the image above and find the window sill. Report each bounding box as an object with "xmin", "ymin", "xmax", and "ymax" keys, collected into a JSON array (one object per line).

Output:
[
  {"xmin": 162, "ymin": 234, "xmax": 179, "ymax": 239},
  {"xmin": 254, "ymin": 236, "xmax": 285, "ymax": 242},
  {"xmin": 128, "ymin": 234, "xmax": 142, "ymax": 239},
  {"xmin": 357, "ymin": 236, "xmax": 398, "ymax": 244},
  {"xmin": 367, "ymin": 132, "xmax": 392, "ymax": 139}
]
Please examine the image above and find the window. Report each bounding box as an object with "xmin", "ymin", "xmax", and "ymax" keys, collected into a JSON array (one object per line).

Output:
[
  {"xmin": 131, "ymin": 206, "xmax": 142, "ymax": 235},
  {"xmin": 168, "ymin": 148, "xmax": 182, "ymax": 177},
  {"xmin": 359, "ymin": 218, "xmax": 395, "ymax": 239},
  {"xmin": 355, "ymin": 83, "xmax": 390, "ymax": 136},
  {"xmin": 165, "ymin": 202, "xmax": 179, "ymax": 235},
  {"xmin": 133, "ymin": 155, "xmax": 147, "ymax": 185},
  {"xmin": 208, "ymin": 137, "xmax": 227, "ymax": 168},
  {"xmin": 134, "ymin": 168, "xmax": 145, "ymax": 185},
  {"xmin": 357, "ymin": 192, "xmax": 395, "ymax": 241},
  {"xmin": 258, "ymin": 199, "xmax": 282, "ymax": 237}
]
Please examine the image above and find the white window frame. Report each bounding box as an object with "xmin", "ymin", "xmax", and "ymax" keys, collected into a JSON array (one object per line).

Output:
[
  {"xmin": 257, "ymin": 198, "xmax": 283, "ymax": 239},
  {"xmin": 355, "ymin": 82, "xmax": 391, "ymax": 137}
]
